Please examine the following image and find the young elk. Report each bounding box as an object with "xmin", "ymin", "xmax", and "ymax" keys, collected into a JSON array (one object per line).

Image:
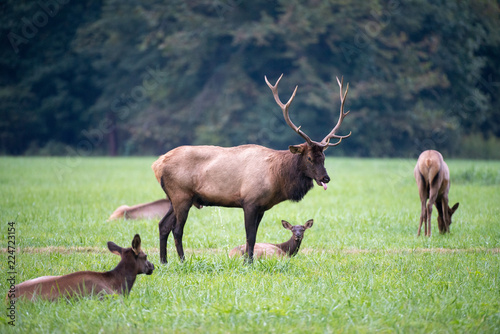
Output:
[
  {"xmin": 153, "ymin": 74, "xmax": 352, "ymax": 264},
  {"xmin": 229, "ymin": 219, "xmax": 313, "ymax": 259},
  {"xmin": 414, "ymin": 150, "xmax": 459, "ymax": 236},
  {"xmin": 7, "ymin": 234, "xmax": 154, "ymax": 302}
]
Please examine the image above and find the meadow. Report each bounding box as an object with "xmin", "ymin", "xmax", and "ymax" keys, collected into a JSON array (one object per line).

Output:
[{"xmin": 0, "ymin": 156, "xmax": 499, "ymax": 333}]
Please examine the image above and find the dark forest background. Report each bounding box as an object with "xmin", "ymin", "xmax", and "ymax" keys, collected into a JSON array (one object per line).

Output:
[{"xmin": 1, "ymin": 0, "xmax": 499, "ymax": 158}]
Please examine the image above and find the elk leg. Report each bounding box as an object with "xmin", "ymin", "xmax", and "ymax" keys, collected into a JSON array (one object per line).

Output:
[
  {"xmin": 426, "ymin": 190, "xmax": 439, "ymax": 237},
  {"xmin": 417, "ymin": 199, "xmax": 426, "ymax": 237},
  {"xmin": 416, "ymin": 175, "xmax": 428, "ymax": 237},
  {"xmin": 248, "ymin": 211, "xmax": 264, "ymax": 261},
  {"xmin": 435, "ymin": 199, "xmax": 444, "ymax": 233},
  {"xmin": 172, "ymin": 201, "xmax": 192, "ymax": 262},
  {"xmin": 159, "ymin": 206, "xmax": 176, "ymax": 264},
  {"xmin": 255, "ymin": 211, "xmax": 264, "ymax": 238},
  {"xmin": 243, "ymin": 207, "xmax": 263, "ymax": 264}
]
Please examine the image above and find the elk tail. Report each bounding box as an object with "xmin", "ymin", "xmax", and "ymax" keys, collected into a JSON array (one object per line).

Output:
[
  {"xmin": 151, "ymin": 158, "xmax": 164, "ymax": 183},
  {"xmin": 425, "ymin": 158, "xmax": 441, "ymax": 186}
]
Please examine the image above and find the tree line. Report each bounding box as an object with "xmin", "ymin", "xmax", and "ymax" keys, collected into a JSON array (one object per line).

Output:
[{"xmin": 1, "ymin": 0, "xmax": 499, "ymax": 158}]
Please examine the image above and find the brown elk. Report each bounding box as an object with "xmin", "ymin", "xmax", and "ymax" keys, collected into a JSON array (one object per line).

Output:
[
  {"xmin": 108, "ymin": 199, "xmax": 172, "ymax": 220},
  {"xmin": 152, "ymin": 74, "xmax": 351, "ymax": 263},
  {"xmin": 229, "ymin": 219, "xmax": 313, "ymax": 259},
  {"xmin": 8, "ymin": 234, "xmax": 154, "ymax": 301},
  {"xmin": 414, "ymin": 150, "xmax": 459, "ymax": 236}
]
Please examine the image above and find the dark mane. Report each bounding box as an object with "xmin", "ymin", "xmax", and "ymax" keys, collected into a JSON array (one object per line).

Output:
[{"xmin": 272, "ymin": 151, "xmax": 314, "ymax": 202}]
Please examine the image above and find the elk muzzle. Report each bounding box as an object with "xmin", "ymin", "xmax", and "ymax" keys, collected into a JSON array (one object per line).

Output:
[
  {"xmin": 317, "ymin": 174, "xmax": 330, "ymax": 190},
  {"xmin": 144, "ymin": 261, "xmax": 155, "ymax": 275}
]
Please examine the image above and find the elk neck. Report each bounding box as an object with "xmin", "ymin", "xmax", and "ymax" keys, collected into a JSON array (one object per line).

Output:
[
  {"xmin": 273, "ymin": 150, "xmax": 314, "ymax": 202},
  {"xmin": 104, "ymin": 259, "xmax": 138, "ymax": 294},
  {"xmin": 273, "ymin": 235, "xmax": 302, "ymax": 257}
]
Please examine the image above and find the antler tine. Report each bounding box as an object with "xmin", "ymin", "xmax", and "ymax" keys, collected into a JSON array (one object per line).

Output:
[
  {"xmin": 321, "ymin": 76, "xmax": 352, "ymax": 147},
  {"xmin": 265, "ymin": 74, "xmax": 313, "ymax": 145}
]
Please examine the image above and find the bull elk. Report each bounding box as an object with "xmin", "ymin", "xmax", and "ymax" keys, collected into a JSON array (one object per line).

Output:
[
  {"xmin": 152, "ymin": 74, "xmax": 352, "ymax": 263},
  {"xmin": 229, "ymin": 219, "xmax": 313, "ymax": 259},
  {"xmin": 414, "ymin": 150, "xmax": 459, "ymax": 236},
  {"xmin": 8, "ymin": 234, "xmax": 154, "ymax": 301}
]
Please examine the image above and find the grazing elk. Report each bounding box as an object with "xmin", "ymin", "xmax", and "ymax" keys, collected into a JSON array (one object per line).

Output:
[
  {"xmin": 414, "ymin": 150, "xmax": 459, "ymax": 236},
  {"xmin": 229, "ymin": 219, "xmax": 313, "ymax": 259},
  {"xmin": 8, "ymin": 234, "xmax": 154, "ymax": 301},
  {"xmin": 152, "ymin": 74, "xmax": 352, "ymax": 263},
  {"xmin": 108, "ymin": 199, "xmax": 172, "ymax": 221}
]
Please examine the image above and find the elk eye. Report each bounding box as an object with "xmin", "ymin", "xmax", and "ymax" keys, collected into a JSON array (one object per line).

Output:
[{"xmin": 307, "ymin": 157, "xmax": 312, "ymax": 162}]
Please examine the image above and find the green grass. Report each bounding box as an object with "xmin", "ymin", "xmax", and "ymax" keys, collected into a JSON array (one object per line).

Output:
[{"xmin": 1, "ymin": 156, "xmax": 499, "ymax": 333}]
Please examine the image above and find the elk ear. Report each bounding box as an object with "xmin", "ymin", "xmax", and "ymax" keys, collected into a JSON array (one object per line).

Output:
[
  {"xmin": 450, "ymin": 203, "xmax": 459, "ymax": 214},
  {"xmin": 304, "ymin": 219, "xmax": 314, "ymax": 229},
  {"xmin": 281, "ymin": 220, "xmax": 293, "ymax": 230},
  {"xmin": 132, "ymin": 234, "xmax": 142, "ymax": 255},
  {"xmin": 107, "ymin": 242, "xmax": 122, "ymax": 256},
  {"xmin": 289, "ymin": 145, "xmax": 304, "ymax": 155}
]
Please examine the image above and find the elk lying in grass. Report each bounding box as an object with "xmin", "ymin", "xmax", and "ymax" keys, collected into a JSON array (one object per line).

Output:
[
  {"xmin": 108, "ymin": 199, "xmax": 171, "ymax": 220},
  {"xmin": 229, "ymin": 219, "xmax": 313, "ymax": 259},
  {"xmin": 414, "ymin": 150, "xmax": 459, "ymax": 236},
  {"xmin": 152, "ymin": 74, "xmax": 352, "ymax": 263},
  {"xmin": 8, "ymin": 234, "xmax": 154, "ymax": 301}
]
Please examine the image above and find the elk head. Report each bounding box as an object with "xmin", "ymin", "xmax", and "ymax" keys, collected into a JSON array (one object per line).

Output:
[
  {"xmin": 265, "ymin": 74, "xmax": 351, "ymax": 190},
  {"xmin": 108, "ymin": 234, "xmax": 155, "ymax": 275},
  {"xmin": 282, "ymin": 219, "xmax": 314, "ymax": 241},
  {"xmin": 437, "ymin": 202, "xmax": 460, "ymax": 232}
]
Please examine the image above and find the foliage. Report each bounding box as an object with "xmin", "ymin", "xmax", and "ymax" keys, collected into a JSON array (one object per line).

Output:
[
  {"xmin": 1, "ymin": 0, "xmax": 499, "ymax": 157},
  {"xmin": 457, "ymin": 133, "xmax": 500, "ymax": 160}
]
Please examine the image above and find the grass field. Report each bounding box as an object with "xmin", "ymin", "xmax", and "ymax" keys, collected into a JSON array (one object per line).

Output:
[{"xmin": 1, "ymin": 156, "xmax": 499, "ymax": 333}]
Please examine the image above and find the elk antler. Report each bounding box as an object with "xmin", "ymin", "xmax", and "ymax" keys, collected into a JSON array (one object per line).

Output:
[
  {"xmin": 320, "ymin": 76, "xmax": 352, "ymax": 147},
  {"xmin": 265, "ymin": 74, "xmax": 313, "ymax": 145}
]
